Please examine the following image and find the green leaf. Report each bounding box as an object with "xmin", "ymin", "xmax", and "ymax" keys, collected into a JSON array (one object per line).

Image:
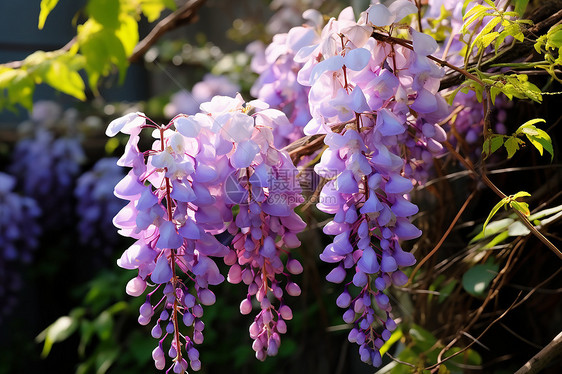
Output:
[
  {"xmin": 38, "ymin": 0, "xmax": 59, "ymax": 29},
  {"xmin": 528, "ymin": 130, "xmax": 554, "ymax": 160},
  {"xmin": 140, "ymin": 0, "xmax": 177, "ymax": 22},
  {"xmin": 87, "ymin": 0, "xmax": 120, "ymax": 29},
  {"xmin": 478, "ymin": 31, "xmax": 500, "ymax": 50},
  {"xmin": 512, "ymin": 191, "xmax": 531, "ymax": 199},
  {"xmin": 513, "ymin": 0, "xmax": 529, "ymax": 17},
  {"xmin": 78, "ymin": 20, "xmax": 128, "ymax": 92},
  {"xmin": 380, "ymin": 328, "xmax": 403, "ymax": 356},
  {"xmin": 548, "ymin": 29, "xmax": 562, "ymax": 48},
  {"xmin": 510, "ymin": 200, "xmax": 530, "ymax": 216},
  {"xmin": 483, "ymin": 230, "xmax": 510, "ymax": 249},
  {"xmin": 408, "ymin": 324, "xmax": 438, "ymax": 352},
  {"xmin": 483, "ymin": 135, "xmax": 504, "ymax": 158},
  {"xmin": 438, "ymin": 280, "xmax": 457, "ymax": 303},
  {"xmin": 483, "ymin": 197, "xmax": 509, "ymax": 233},
  {"xmin": 504, "ymin": 136, "xmax": 521, "ymax": 158},
  {"xmin": 36, "ymin": 315, "xmax": 80, "ymax": 358},
  {"xmin": 463, "ymin": 4, "xmax": 488, "ymax": 23},
  {"xmin": 462, "ymin": 262, "xmax": 499, "ymax": 296},
  {"xmin": 0, "ymin": 68, "xmax": 35, "ymax": 110},
  {"xmin": 471, "ymin": 16, "xmax": 501, "ymax": 52},
  {"xmin": 528, "ymin": 204, "xmax": 562, "ymax": 221},
  {"xmin": 515, "ymin": 118, "xmax": 546, "ymax": 135},
  {"xmin": 44, "ymin": 58, "xmax": 86, "ymax": 100},
  {"xmin": 471, "ymin": 217, "xmax": 514, "ymax": 242},
  {"xmin": 93, "ymin": 311, "xmax": 114, "ymax": 341},
  {"xmin": 495, "ymin": 30, "xmax": 511, "ymax": 54}
]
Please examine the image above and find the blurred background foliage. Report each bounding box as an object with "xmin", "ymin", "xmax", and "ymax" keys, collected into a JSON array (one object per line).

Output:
[{"xmin": 0, "ymin": 0, "xmax": 561, "ymax": 373}]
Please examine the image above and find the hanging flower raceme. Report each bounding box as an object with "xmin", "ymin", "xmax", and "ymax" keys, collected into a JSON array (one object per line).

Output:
[
  {"xmin": 0, "ymin": 172, "xmax": 41, "ymax": 323},
  {"xmin": 107, "ymin": 93, "xmax": 304, "ymax": 372},
  {"xmin": 281, "ymin": 3, "xmax": 451, "ymax": 366}
]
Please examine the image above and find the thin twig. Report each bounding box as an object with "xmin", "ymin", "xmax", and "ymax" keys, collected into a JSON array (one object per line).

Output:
[
  {"xmin": 408, "ymin": 189, "xmax": 476, "ymax": 284},
  {"xmin": 0, "ymin": 0, "xmax": 207, "ymax": 68},
  {"xmin": 443, "ymin": 141, "xmax": 562, "ymax": 260},
  {"xmin": 130, "ymin": 0, "xmax": 207, "ymax": 63}
]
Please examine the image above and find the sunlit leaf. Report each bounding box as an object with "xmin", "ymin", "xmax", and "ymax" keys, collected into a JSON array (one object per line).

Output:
[
  {"xmin": 87, "ymin": 0, "xmax": 120, "ymax": 29},
  {"xmin": 483, "ymin": 197, "xmax": 509, "ymax": 233},
  {"xmin": 471, "ymin": 217, "xmax": 514, "ymax": 242},
  {"xmin": 510, "ymin": 200, "xmax": 530, "ymax": 216},
  {"xmin": 140, "ymin": 0, "xmax": 177, "ymax": 22},
  {"xmin": 379, "ymin": 328, "xmax": 403, "ymax": 356},
  {"xmin": 38, "ymin": 0, "xmax": 59, "ymax": 29},
  {"xmin": 504, "ymin": 136, "xmax": 521, "ymax": 158},
  {"xmin": 36, "ymin": 314, "xmax": 80, "ymax": 357},
  {"xmin": 0, "ymin": 68, "xmax": 35, "ymax": 110},
  {"xmin": 507, "ymin": 220, "xmax": 530, "ymax": 236}
]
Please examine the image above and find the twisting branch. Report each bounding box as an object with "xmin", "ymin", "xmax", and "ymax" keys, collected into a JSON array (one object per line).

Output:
[
  {"xmin": 129, "ymin": 0, "xmax": 207, "ymax": 63},
  {"xmin": 0, "ymin": 0, "xmax": 207, "ymax": 68},
  {"xmin": 514, "ymin": 331, "xmax": 562, "ymax": 374}
]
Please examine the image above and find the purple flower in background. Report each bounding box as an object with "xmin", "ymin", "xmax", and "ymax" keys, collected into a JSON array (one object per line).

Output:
[
  {"xmin": 74, "ymin": 157, "xmax": 125, "ymax": 254},
  {"xmin": 0, "ymin": 172, "xmax": 41, "ymax": 323},
  {"xmin": 10, "ymin": 102, "xmax": 86, "ymax": 229},
  {"xmin": 164, "ymin": 73, "xmax": 240, "ymax": 118}
]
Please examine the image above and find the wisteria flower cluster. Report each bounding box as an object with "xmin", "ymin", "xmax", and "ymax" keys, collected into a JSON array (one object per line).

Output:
[
  {"xmin": 74, "ymin": 157, "xmax": 125, "ymax": 254},
  {"xmin": 0, "ymin": 172, "xmax": 41, "ymax": 323},
  {"xmin": 108, "ymin": 93, "xmax": 305, "ymax": 372},
  {"xmin": 277, "ymin": 2, "xmax": 450, "ymax": 364},
  {"xmin": 109, "ymin": 1, "xmax": 457, "ymax": 370},
  {"xmin": 248, "ymin": 9, "xmax": 323, "ymax": 149},
  {"xmin": 164, "ymin": 73, "xmax": 240, "ymax": 118},
  {"xmin": 9, "ymin": 101, "xmax": 86, "ymax": 229}
]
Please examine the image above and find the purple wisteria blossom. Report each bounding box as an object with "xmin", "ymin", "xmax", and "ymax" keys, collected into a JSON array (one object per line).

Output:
[
  {"xmin": 276, "ymin": 3, "xmax": 451, "ymax": 365},
  {"xmin": 0, "ymin": 172, "xmax": 41, "ymax": 323},
  {"xmin": 108, "ymin": 93, "xmax": 305, "ymax": 372}
]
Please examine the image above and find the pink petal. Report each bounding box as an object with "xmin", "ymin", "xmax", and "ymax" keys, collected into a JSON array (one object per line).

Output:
[
  {"xmin": 344, "ymin": 48, "xmax": 371, "ymax": 71},
  {"xmin": 367, "ymin": 4, "xmax": 395, "ymax": 27},
  {"xmin": 231, "ymin": 140, "xmax": 259, "ymax": 168},
  {"xmin": 412, "ymin": 29, "xmax": 438, "ymax": 56},
  {"xmin": 309, "ymin": 55, "xmax": 344, "ymax": 83},
  {"xmin": 388, "ymin": 0, "xmax": 418, "ymax": 23},
  {"xmin": 411, "ymin": 88, "xmax": 438, "ymax": 113},
  {"xmin": 174, "ymin": 116, "xmax": 201, "ymax": 138}
]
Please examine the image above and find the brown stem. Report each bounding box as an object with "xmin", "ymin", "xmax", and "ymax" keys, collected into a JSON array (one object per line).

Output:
[
  {"xmin": 408, "ymin": 190, "xmax": 476, "ymax": 284},
  {"xmin": 161, "ymin": 127, "xmax": 183, "ymax": 367},
  {"xmin": 514, "ymin": 331, "xmax": 562, "ymax": 374},
  {"xmin": 443, "ymin": 141, "xmax": 562, "ymax": 260},
  {"xmin": 1, "ymin": 0, "xmax": 207, "ymax": 68},
  {"xmin": 130, "ymin": 0, "xmax": 207, "ymax": 63},
  {"xmin": 371, "ymin": 32, "xmax": 486, "ymax": 87}
]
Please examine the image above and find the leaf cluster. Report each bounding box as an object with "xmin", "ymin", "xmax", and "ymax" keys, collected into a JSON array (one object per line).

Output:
[
  {"xmin": 482, "ymin": 118, "xmax": 553, "ymax": 159},
  {"xmin": 461, "ymin": 0, "xmax": 531, "ymax": 64},
  {"xmin": 533, "ymin": 23, "xmax": 562, "ymax": 82},
  {"xmin": 0, "ymin": 0, "xmax": 176, "ymax": 111},
  {"xmin": 378, "ymin": 325, "xmax": 481, "ymax": 374}
]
